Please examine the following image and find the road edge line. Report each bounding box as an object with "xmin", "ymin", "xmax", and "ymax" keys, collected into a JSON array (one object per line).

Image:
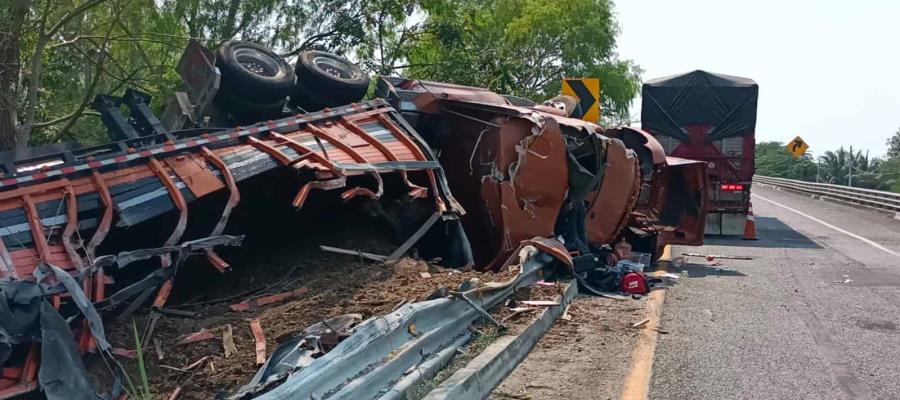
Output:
[{"xmin": 620, "ymin": 245, "xmax": 670, "ymax": 400}]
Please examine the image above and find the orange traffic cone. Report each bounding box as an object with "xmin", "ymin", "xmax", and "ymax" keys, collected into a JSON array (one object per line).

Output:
[{"xmin": 742, "ymin": 202, "xmax": 757, "ymax": 240}]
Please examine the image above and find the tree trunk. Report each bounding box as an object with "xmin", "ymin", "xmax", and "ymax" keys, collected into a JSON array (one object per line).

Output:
[{"xmin": 0, "ymin": 0, "xmax": 29, "ymax": 151}]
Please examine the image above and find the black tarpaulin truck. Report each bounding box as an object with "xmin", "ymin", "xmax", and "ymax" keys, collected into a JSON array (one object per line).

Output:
[{"xmin": 641, "ymin": 70, "xmax": 758, "ymax": 235}]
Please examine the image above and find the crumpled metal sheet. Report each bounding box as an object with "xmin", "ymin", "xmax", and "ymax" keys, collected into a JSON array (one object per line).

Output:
[
  {"xmin": 231, "ymin": 239, "xmax": 568, "ymax": 400},
  {"xmin": 478, "ymin": 116, "xmax": 568, "ymax": 270},
  {"xmin": 585, "ymin": 138, "xmax": 641, "ymax": 245},
  {"xmin": 231, "ymin": 314, "xmax": 363, "ymax": 398}
]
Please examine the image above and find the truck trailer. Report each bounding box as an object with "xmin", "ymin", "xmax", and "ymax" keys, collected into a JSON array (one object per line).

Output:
[{"xmin": 641, "ymin": 70, "xmax": 758, "ymax": 235}]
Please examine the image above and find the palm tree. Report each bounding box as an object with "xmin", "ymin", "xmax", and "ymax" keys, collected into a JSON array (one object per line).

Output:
[
  {"xmin": 818, "ymin": 146, "xmax": 886, "ymax": 189},
  {"xmin": 819, "ymin": 147, "xmax": 851, "ymax": 185}
]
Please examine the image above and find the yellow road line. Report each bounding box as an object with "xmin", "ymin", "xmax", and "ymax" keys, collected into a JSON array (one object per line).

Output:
[{"xmin": 621, "ymin": 245, "xmax": 670, "ymax": 400}]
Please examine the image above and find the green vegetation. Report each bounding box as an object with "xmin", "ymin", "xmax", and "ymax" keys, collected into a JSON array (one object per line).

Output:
[
  {"xmin": 0, "ymin": 0, "xmax": 641, "ymax": 150},
  {"xmin": 756, "ymin": 128, "xmax": 900, "ymax": 192},
  {"xmin": 122, "ymin": 320, "xmax": 153, "ymax": 399}
]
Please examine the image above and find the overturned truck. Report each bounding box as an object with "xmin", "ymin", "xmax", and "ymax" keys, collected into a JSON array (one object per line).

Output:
[{"xmin": 0, "ymin": 40, "xmax": 707, "ymax": 398}]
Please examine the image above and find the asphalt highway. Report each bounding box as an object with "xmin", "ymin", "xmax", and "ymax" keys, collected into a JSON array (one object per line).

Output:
[{"xmin": 649, "ymin": 184, "xmax": 900, "ymax": 400}]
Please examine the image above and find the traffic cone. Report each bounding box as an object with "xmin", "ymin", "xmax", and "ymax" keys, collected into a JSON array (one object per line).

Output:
[{"xmin": 742, "ymin": 202, "xmax": 757, "ymax": 240}]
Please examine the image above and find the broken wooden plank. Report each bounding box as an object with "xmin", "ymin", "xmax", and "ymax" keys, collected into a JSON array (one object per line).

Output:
[
  {"xmin": 250, "ymin": 319, "xmax": 266, "ymax": 365},
  {"xmin": 631, "ymin": 318, "xmax": 650, "ymax": 328},
  {"xmin": 519, "ymin": 300, "xmax": 560, "ymax": 306},
  {"xmin": 153, "ymin": 337, "xmax": 164, "ymax": 361},
  {"xmin": 167, "ymin": 386, "xmax": 182, "ymax": 400},
  {"xmin": 223, "ymin": 324, "xmax": 237, "ymax": 358},
  {"xmin": 157, "ymin": 307, "xmax": 199, "ymax": 318},
  {"xmin": 178, "ymin": 329, "xmax": 215, "ymax": 344}
]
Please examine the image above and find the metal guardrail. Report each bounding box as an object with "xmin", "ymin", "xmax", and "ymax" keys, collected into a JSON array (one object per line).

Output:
[{"xmin": 753, "ymin": 175, "xmax": 900, "ymax": 213}]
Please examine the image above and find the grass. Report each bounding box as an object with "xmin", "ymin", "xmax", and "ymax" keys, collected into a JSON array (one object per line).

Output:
[
  {"xmin": 121, "ymin": 320, "xmax": 154, "ymax": 400},
  {"xmin": 406, "ymin": 324, "xmax": 504, "ymax": 399}
]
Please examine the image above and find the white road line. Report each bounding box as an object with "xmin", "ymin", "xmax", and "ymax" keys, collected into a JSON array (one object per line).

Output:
[{"xmin": 752, "ymin": 193, "xmax": 900, "ymax": 257}]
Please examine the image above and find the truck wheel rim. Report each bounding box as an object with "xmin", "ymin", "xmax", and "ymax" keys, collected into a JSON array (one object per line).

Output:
[
  {"xmin": 313, "ymin": 56, "xmax": 352, "ymax": 79},
  {"xmin": 234, "ymin": 48, "xmax": 279, "ymax": 77}
]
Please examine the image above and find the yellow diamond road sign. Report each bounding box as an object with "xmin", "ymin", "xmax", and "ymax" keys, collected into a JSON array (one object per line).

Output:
[
  {"xmin": 787, "ymin": 136, "xmax": 809, "ymax": 158},
  {"xmin": 561, "ymin": 78, "xmax": 600, "ymax": 123}
]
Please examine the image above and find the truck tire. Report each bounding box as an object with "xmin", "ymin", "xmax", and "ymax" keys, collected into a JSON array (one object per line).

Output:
[
  {"xmin": 215, "ymin": 40, "xmax": 295, "ymax": 102},
  {"xmin": 214, "ymin": 89, "xmax": 286, "ymax": 120},
  {"xmin": 291, "ymin": 50, "xmax": 370, "ymax": 110}
]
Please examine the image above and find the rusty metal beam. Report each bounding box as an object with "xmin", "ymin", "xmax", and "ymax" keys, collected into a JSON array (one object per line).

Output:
[
  {"xmin": 305, "ymin": 124, "xmax": 383, "ymax": 201},
  {"xmin": 269, "ymin": 132, "xmax": 344, "ymax": 175},
  {"xmin": 86, "ymin": 172, "xmax": 114, "ymax": 261},
  {"xmin": 374, "ymin": 114, "xmax": 445, "ymax": 212},
  {"xmin": 61, "ymin": 185, "xmax": 84, "ymax": 270},
  {"xmin": 21, "ymin": 194, "xmax": 51, "ymax": 264},
  {"xmin": 247, "ymin": 136, "xmax": 293, "ymax": 166},
  {"xmin": 147, "ymin": 158, "xmax": 188, "ymax": 309},
  {"xmin": 200, "ymin": 147, "xmax": 240, "ymax": 272}
]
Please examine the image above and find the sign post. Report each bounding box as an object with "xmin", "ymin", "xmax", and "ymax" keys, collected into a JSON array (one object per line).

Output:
[
  {"xmin": 561, "ymin": 78, "xmax": 600, "ymax": 123},
  {"xmin": 786, "ymin": 136, "xmax": 809, "ymax": 158}
]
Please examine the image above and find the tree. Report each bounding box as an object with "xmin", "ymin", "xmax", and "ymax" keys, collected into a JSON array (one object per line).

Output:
[
  {"xmin": 1, "ymin": 0, "xmax": 418, "ymax": 151},
  {"xmin": 405, "ymin": 0, "xmax": 641, "ymax": 122},
  {"xmin": 887, "ymin": 127, "xmax": 900, "ymax": 159}
]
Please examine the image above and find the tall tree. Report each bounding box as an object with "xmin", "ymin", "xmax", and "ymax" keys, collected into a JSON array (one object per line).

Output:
[
  {"xmin": 405, "ymin": 0, "xmax": 641, "ymax": 122},
  {"xmin": 887, "ymin": 127, "xmax": 900, "ymax": 159}
]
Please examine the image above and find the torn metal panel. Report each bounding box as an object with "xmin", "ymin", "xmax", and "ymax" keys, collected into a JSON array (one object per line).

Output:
[
  {"xmin": 585, "ymin": 138, "xmax": 641, "ymax": 245},
  {"xmin": 649, "ymin": 157, "xmax": 709, "ymax": 248}
]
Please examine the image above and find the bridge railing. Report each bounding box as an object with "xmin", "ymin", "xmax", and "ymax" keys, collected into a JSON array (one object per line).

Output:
[{"xmin": 753, "ymin": 175, "xmax": 900, "ymax": 213}]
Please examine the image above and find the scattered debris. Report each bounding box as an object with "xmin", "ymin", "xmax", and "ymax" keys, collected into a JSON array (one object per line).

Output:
[
  {"xmin": 111, "ymin": 347, "xmax": 137, "ymax": 359},
  {"xmin": 520, "ymin": 300, "xmax": 561, "ymax": 307},
  {"xmin": 160, "ymin": 355, "xmax": 212, "ymax": 374},
  {"xmin": 631, "ymin": 318, "xmax": 651, "ymax": 328},
  {"xmin": 223, "ymin": 324, "xmax": 237, "ymax": 358},
  {"xmin": 682, "ymin": 252, "xmax": 754, "ymax": 260},
  {"xmin": 157, "ymin": 308, "xmax": 200, "ymax": 318},
  {"xmin": 560, "ymin": 304, "xmax": 572, "ymax": 321},
  {"xmin": 250, "ymin": 319, "xmax": 266, "ymax": 365},
  {"xmin": 229, "ymin": 287, "xmax": 310, "ymax": 311},
  {"xmin": 501, "ymin": 308, "xmax": 538, "ymax": 323},
  {"xmin": 178, "ymin": 329, "xmax": 216, "ymax": 345},
  {"xmin": 319, "ymin": 245, "xmax": 388, "ymax": 262},
  {"xmin": 167, "ymin": 386, "xmax": 182, "ymax": 400},
  {"xmin": 420, "ymin": 271, "xmax": 433, "ymax": 279},
  {"xmin": 153, "ymin": 337, "xmax": 165, "ymax": 361}
]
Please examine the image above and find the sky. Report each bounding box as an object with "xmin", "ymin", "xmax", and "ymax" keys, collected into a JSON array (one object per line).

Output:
[{"xmin": 614, "ymin": 0, "xmax": 900, "ymax": 158}]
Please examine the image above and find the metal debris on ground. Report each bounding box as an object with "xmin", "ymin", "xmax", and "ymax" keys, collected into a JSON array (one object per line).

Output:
[{"xmin": 318, "ymin": 245, "xmax": 388, "ymax": 262}]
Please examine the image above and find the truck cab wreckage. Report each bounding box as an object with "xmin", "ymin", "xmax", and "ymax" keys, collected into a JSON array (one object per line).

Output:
[{"xmin": 0, "ymin": 40, "xmax": 707, "ymax": 399}]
